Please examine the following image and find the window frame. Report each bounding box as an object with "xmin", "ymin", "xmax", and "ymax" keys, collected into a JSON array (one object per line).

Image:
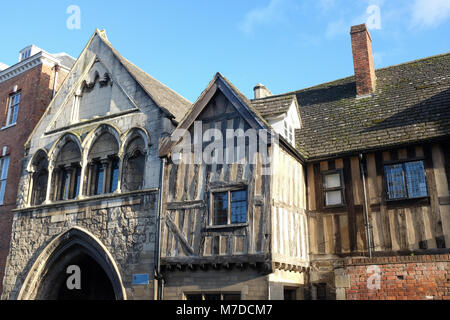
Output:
[
  {"xmin": 383, "ymin": 159, "xmax": 429, "ymax": 201},
  {"xmin": 0, "ymin": 156, "xmax": 10, "ymax": 206},
  {"xmin": 6, "ymin": 91, "xmax": 21, "ymax": 127},
  {"xmin": 209, "ymin": 187, "xmax": 248, "ymax": 227},
  {"xmin": 322, "ymin": 169, "xmax": 345, "ymax": 208}
]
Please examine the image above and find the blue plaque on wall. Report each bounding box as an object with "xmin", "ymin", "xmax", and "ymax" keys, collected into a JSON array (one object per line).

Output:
[{"xmin": 132, "ymin": 273, "xmax": 149, "ymax": 285}]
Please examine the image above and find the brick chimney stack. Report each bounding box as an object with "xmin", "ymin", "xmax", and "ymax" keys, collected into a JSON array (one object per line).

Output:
[{"xmin": 350, "ymin": 24, "xmax": 376, "ymax": 97}]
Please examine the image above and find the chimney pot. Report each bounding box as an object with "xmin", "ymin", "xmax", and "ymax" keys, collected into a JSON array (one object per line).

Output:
[
  {"xmin": 350, "ymin": 24, "xmax": 376, "ymax": 97},
  {"xmin": 253, "ymin": 83, "xmax": 272, "ymax": 99}
]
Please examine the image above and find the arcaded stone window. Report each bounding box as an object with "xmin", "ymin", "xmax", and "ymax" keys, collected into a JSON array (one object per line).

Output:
[
  {"xmin": 52, "ymin": 141, "xmax": 82, "ymax": 201},
  {"xmin": 121, "ymin": 136, "xmax": 146, "ymax": 192},
  {"xmin": 31, "ymin": 152, "xmax": 49, "ymax": 206},
  {"xmin": 86, "ymin": 132, "xmax": 120, "ymax": 196}
]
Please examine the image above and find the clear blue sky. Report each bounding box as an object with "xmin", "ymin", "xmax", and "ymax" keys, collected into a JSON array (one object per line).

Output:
[{"xmin": 1, "ymin": 0, "xmax": 449, "ymax": 102}]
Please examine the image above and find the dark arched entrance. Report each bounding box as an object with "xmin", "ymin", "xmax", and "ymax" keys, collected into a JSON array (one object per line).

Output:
[
  {"xmin": 36, "ymin": 245, "xmax": 116, "ymax": 300},
  {"xmin": 18, "ymin": 228, "xmax": 126, "ymax": 300}
]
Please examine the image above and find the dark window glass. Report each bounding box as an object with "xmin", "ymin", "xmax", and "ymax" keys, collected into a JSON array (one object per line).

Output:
[
  {"xmin": 204, "ymin": 294, "xmax": 221, "ymax": 301},
  {"xmin": 185, "ymin": 294, "xmax": 202, "ymax": 301},
  {"xmin": 95, "ymin": 163, "xmax": 105, "ymax": 195},
  {"xmin": 33, "ymin": 171, "xmax": 48, "ymax": 205},
  {"xmin": 73, "ymin": 166, "xmax": 81, "ymax": 198},
  {"xmin": 284, "ymin": 288, "xmax": 297, "ymax": 300},
  {"xmin": 59, "ymin": 169, "xmax": 71, "ymax": 200},
  {"xmin": 110, "ymin": 159, "xmax": 120, "ymax": 193},
  {"xmin": 213, "ymin": 192, "xmax": 228, "ymax": 225},
  {"xmin": 231, "ymin": 190, "xmax": 247, "ymax": 223}
]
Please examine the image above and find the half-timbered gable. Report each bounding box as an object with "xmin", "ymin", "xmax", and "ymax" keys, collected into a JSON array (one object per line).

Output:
[{"xmin": 159, "ymin": 73, "xmax": 308, "ymax": 300}]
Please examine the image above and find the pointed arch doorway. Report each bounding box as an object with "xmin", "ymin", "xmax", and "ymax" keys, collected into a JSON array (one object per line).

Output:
[{"xmin": 18, "ymin": 227, "xmax": 126, "ymax": 300}]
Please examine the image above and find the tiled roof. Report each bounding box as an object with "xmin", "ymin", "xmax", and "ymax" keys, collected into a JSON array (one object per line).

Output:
[
  {"xmin": 251, "ymin": 95, "xmax": 296, "ymax": 118},
  {"xmin": 252, "ymin": 52, "xmax": 450, "ymax": 160}
]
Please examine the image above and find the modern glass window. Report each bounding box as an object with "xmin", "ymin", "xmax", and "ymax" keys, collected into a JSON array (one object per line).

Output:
[
  {"xmin": 385, "ymin": 161, "xmax": 428, "ymax": 200},
  {"xmin": 212, "ymin": 189, "xmax": 247, "ymax": 225},
  {"xmin": 6, "ymin": 92, "xmax": 20, "ymax": 126},
  {"xmin": 0, "ymin": 156, "xmax": 10, "ymax": 205},
  {"xmin": 323, "ymin": 170, "xmax": 344, "ymax": 206}
]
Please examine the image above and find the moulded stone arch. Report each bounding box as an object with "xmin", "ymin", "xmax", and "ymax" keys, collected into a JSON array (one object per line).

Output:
[
  {"xmin": 120, "ymin": 128, "xmax": 150, "ymax": 192},
  {"xmin": 82, "ymin": 124, "xmax": 121, "ymax": 160},
  {"xmin": 17, "ymin": 227, "xmax": 127, "ymax": 300},
  {"xmin": 120, "ymin": 127, "xmax": 151, "ymax": 156},
  {"xmin": 27, "ymin": 149, "xmax": 49, "ymax": 173},
  {"xmin": 27, "ymin": 149, "xmax": 50, "ymax": 206},
  {"xmin": 48, "ymin": 133, "xmax": 83, "ymax": 168}
]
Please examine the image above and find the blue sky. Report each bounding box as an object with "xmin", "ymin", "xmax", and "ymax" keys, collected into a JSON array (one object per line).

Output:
[{"xmin": 1, "ymin": 0, "xmax": 449, "ymax": 102}]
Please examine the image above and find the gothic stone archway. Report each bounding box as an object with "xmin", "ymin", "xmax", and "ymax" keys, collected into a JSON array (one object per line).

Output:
[{"xmin": 18, "ymin": 227, "xmax": 126, "ymax": 300}]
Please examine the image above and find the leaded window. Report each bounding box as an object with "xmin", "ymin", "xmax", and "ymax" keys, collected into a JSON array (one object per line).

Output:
[
  {"xmin": 211, "ymin": 189, "xmax": 248, "ymax": 225},
  {"xmin": 385, "ymin": 160, "xmax": 428, "ymax": 200}
]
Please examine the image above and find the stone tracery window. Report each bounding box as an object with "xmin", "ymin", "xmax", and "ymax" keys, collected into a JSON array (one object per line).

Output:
[
  {"xmin": 30, "ymin": 152, "xmax": 49, "ymax": 206},
  {"xmin": 86, "ymin": 132, "xmax": 120, "ymax": 196},
  {"xmin": 121, "ymin": 136, "xmax": 146, "ymax": 192},
  {"xmin": 52, "ymin": 141, "xmax": 82, "ymax": 201}
]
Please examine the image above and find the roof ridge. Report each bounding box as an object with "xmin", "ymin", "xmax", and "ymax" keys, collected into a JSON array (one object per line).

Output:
[{"xmin": 253, "ymin": 51, "xmax": 450, "ymax": 101}]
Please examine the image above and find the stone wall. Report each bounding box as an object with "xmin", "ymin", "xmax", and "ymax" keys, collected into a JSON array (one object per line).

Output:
[
  {"xmin": 162, "ymin": 269, "xmax": 269, "ymax": 300},
  {"xmin": 1, "ymin": 191, "xmax": 158, "ymax": 300}
]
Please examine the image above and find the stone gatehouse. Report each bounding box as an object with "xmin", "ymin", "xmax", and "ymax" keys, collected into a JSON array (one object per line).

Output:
[{"xmin": 1, "ymin": 29, "xmax": 190, "ymax": 300}]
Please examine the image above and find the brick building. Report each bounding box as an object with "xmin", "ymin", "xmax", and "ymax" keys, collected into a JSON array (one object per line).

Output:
[{"xmin": 0, "ymin": 46, "xmax": 74, "ymax": 294}]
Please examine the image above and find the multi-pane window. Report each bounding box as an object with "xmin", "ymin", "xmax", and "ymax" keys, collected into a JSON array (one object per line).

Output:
[
  {"xmin": 185, "ymin": 293, "xmax": 241, "ymax": 301},
  {"xmin": 323, "ymin": 170, "xmax": 344, "ymax": 206},
  {"xmin": 0, "ymin": 156, "xmax": 10, "ymax": 205},
  {"xmin": 385, "ymin": 161, "xmax": 428, "ymax": 200},
  {"xmin": 6, "ymin": 92, "xmax": 20, "ymax": 126},
  {"xmin": 283, "ymin": 120, "xmax": 294, "ymax": 145},
  {"xmin": 212, "ymin": 189, "xmax": 247, "ymax": 225}
]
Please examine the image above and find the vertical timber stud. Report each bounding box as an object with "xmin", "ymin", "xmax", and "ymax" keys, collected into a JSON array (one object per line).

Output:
[
  {"xmin": 155, "ymin": 157, "xmax": 167, "ymax": 300},
  {"xmin": 359, "ymin": 154, "xmax": 373, "ymax": 258}
]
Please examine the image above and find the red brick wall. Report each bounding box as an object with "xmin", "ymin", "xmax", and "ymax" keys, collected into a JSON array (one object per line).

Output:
[
  {"xmin": 0, "ymin": 62, "xmax": 68, "ymax": 294},
  {"xmin": 345, "ymin": 255, "xmax": 450, "ymax": 300}
]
